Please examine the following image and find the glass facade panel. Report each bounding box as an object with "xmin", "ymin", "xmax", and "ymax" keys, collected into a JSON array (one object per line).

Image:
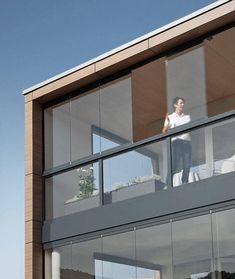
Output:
[
  {"xmin": 136, "ymin": 223, "xmax": 172, "ymax": 279},
  {"xmin": 45, "ymin": 238, "xmax": 102, "ymax": 279},
  {"xmin": 44, "ymin": 244, "xmax": 72, "ymax": 279},
  {"xmin": 103, "ymin": 140, "xmax": 168, "ymax": 204},
  {"xmin": 102, "ymin": 230, "xmax": 136, "ymax": 279},
  {"xmin": 100, "ymin": 76, "xmax": 132, "ymax": 152},
  {"xmin": 166, "ymin": 46, "xmax": 207, "ymax": 123},
  {"xmin": 172, "ymin": 214, "xmax": 213, "ymax": 279},
  {"xmin": 131, "ymin": 57, "xmax": 167, "ymax": 141},
  {"xmin": 44, "ymin": 207, "xmax": 235, "ymax": 279},
  {"xmin": 71, "ymin": 88, "xmax": 100, "ymax": 161},
  {"xmin": 45, "ymin": 162, "xmax": 99, "ymax": 219},
  {"xmin": 204, "ymin": 27, "xmax": 235, "ymax": 117},
  {"xmin": 212, "ymin": 118, "xmax": 235, "ymax": 176},
  {"xmin": 72, "ymin": 238, "xmax": 102, "ymax": 279},
  {"xmin": 44, "ymin": 27, "xmax": 235, "ymax": 171},
  {"xmin": 212, "ymin": 208, "xmax": 235, "ymax": 275},
  {"xmin": 44, "ymin": 101, "xmax": 71, "ymax": 170},
  {"xmin": 171, "ymin": 127, "xmax": 207, "ymax": 187}
]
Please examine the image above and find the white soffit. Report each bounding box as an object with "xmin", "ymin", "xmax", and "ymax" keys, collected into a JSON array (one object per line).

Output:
[{"xmin": 23, "ymin": 0, "xmax": 232, "ymax": 95}]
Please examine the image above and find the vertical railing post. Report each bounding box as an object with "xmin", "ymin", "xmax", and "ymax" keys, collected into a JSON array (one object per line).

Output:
[
  {"xmin": 99, "ymin": 158, "xmax": 104, "ymax": 205},
  {"xmin": 166, "ymin": 137, "xmax": 173, "ymax": 188}
]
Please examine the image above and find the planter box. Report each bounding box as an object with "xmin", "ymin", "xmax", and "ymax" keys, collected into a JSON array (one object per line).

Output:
[
  {"xmin": 107, "ymin": 179, "xmax": 165, "ymax": 203},
  {"xmin": 65, "ymin": 195, "xmax": 100, "ymax": 214}
]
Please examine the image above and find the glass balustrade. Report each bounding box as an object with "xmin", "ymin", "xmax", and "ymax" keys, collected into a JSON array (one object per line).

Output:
[{"xmin": 45, "ymin": 116, "xmax": 235, "ymax": 216}]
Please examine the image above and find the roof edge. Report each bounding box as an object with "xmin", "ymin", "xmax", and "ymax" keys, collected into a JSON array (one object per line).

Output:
[{"xmin": 23, "ymin": 0, "xmax": 231, "ymax": 95}]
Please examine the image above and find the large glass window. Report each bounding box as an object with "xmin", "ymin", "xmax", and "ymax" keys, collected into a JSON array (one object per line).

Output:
[
  {"xmin": 71, "ymin": 88, "xmax": 100, "ymax": 162},
  {"xmin": 204, "ymin": 27, "xmax": 235, "ymax": 117},
  {"xmin": 172, "ymin": 214, "xmax": 213, "ymax": 279},
  {"xmin": 72, "ymin": 238, "xmax": 102, "ymax": 279},
  {"xmin": 212, "ymin": 118, "xmax": 235, "ymax": 176},
  {"xmin": 212, "ymin": 208, "xmax": 235, "ymax": 276},
  {"xmin": 102, "ymin": 230, "xmax": 136, "ymax": 279},
  {"xmin": 131, "ymin": 57, "xmax": 167, "ymax": 141},
  {"xmin": 44, "ymin": 27, "xmax": 235, "ymax": 171},
  {"xmin": 45, "ymin": 161, "xmax": 99, "ymax": 219},
  {"xmin": 136, "ymin": 222, "xmax": 172, "ymax": 279},
  {"xmin": 45, "ymin": 238, "xmax": 102, "ymax": 279},
  {"xmin": 45, "ymin": 207, "xmax": 235, "ymax": 279},
  {"xmin": 44, "ymin": 101, "xmax": 71, "ymax": 169},
  {"xmin": 99, "ymin": 76, "xmax": 132, "ymax": 151},
  {"xmin": 166, "ymin": 46, "xmax": 207, "ymax": 123},
  {"xmin": 103, "ymin": 140, "xmax": 168, "ymax": 204},
  {"xmin": 44, "ymin": 244, "xmax": 72, "ymax": 279}
]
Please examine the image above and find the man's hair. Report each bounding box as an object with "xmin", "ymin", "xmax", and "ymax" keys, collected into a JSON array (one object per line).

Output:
[{"xmin": 172, "ymin": 96, "xmax": 185, "ymax": 109}]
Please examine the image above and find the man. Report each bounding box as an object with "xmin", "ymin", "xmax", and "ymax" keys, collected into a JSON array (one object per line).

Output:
[{"xmin": 162, "ymin": 97, "xmax": 191, "ymax": 185}]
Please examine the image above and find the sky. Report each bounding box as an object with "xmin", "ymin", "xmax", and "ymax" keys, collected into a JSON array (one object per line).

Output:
[{"xmin": 0, "ymin": 0, "xmax": 217, "ymax": 278}]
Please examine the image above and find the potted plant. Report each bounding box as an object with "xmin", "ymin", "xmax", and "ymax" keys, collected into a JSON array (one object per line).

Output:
[{"xmin": 77, "ymin": 167, "xmax": 97, "ymax": 199}]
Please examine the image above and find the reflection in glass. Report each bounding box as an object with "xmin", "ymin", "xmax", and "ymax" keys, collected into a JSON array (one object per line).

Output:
[
  {"xmin": 136, "ymin": 223, "xmax": 172, "ymax": 279},
  {"xmin": 72, "ymin": 238, "xmax": 102, "ymax": 279},
  {"xmin": 45, "ymin": 162, "xmax": 99, "ymax": 219},
  {"xmin": 44, "ymin": 207, "xmax": 235, "ymax": 279},
  {"xmin": 103, "ymin": 141, "xmax": 167, "ymax": 204},
  {"xmin": 172, "ymin": 214, "xmax": 212, "ymax": 279},
  {"xmin": 212, "ymin": 119, "xmax": 235, "ymax": 176},
  {"xmin": 102, "ymin": 230, "xmax": 136, "ymax": 279},
  {"xmin": 44, "ymin": 101, "xmax": 71, "ymax": 170},
  {"xmin": 166, "ymin": 46, "xmax": 207, "ymax": 122},
  {"xmin": 71, "ymin": 88, "xmax": 100, "ymax": 161},
  {"xmin": 100, "ymin": 76, "xmax": 132, "ymax": 152},
  {"xmin": 212, "ymin": 208, "xmax": 235, "ymax": 276},
  {"xmin": 44, "ymin": 244, "xmax": 72, "ymax": 279}
]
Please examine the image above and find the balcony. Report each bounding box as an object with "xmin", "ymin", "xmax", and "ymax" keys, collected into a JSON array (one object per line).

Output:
[{"xmin": 44, "ymin": 111, "xmax": 235, "ymax": 218}]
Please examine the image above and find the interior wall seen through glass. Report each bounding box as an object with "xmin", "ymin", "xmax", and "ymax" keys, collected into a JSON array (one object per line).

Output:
[
  {"xmin": 204, "ymin": 27, "xmax": 235, "ymax": 117},
  {"xmin": 131, "ymin": 57, "xmax": 167, "ymax": 141}
]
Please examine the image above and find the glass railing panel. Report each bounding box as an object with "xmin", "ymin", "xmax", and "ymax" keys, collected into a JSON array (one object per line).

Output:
[
  {"xmin": 103, "ymin": 140, "xmax": 168, "ymax": 204},
  {"xmin": 45, "ymin": 162, "xmax": 99, "ymax": 219},
  {"xmin": 171, "ymin": 127, "xmax": 208, "ymax": 187},
  {"xmin": 212, "ymin": 118, "xmax": 235, "ymax": 176}
]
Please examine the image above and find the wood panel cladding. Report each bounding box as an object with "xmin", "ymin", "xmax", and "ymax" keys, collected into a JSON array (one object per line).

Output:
[
  {"xmin": 132, "ymin": 57, "xmax": 167, "ymax": 142},
  {"xmin": 25, "ymin": 100, "xmax": 43, "ymax": 279}
]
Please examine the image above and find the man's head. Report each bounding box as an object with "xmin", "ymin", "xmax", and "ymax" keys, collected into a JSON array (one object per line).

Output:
[{"xmin": 172, "ymin": 97, "xmax": 185, "ymax": 112}]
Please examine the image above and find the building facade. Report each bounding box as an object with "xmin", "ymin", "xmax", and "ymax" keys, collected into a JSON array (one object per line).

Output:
[{"xmin": 24, "ymin": 1, "xmax": 235, "ymax": 279}]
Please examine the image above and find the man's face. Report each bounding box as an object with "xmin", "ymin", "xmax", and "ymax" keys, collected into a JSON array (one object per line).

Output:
[{"xmin": 174, "ymin": 99, "xmax": 185, "ymax": 111}]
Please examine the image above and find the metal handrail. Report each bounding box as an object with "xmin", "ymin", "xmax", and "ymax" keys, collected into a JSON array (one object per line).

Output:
[{"xmin": 43, "ymin": 109, "xmax": 235, "ymax": 178}]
